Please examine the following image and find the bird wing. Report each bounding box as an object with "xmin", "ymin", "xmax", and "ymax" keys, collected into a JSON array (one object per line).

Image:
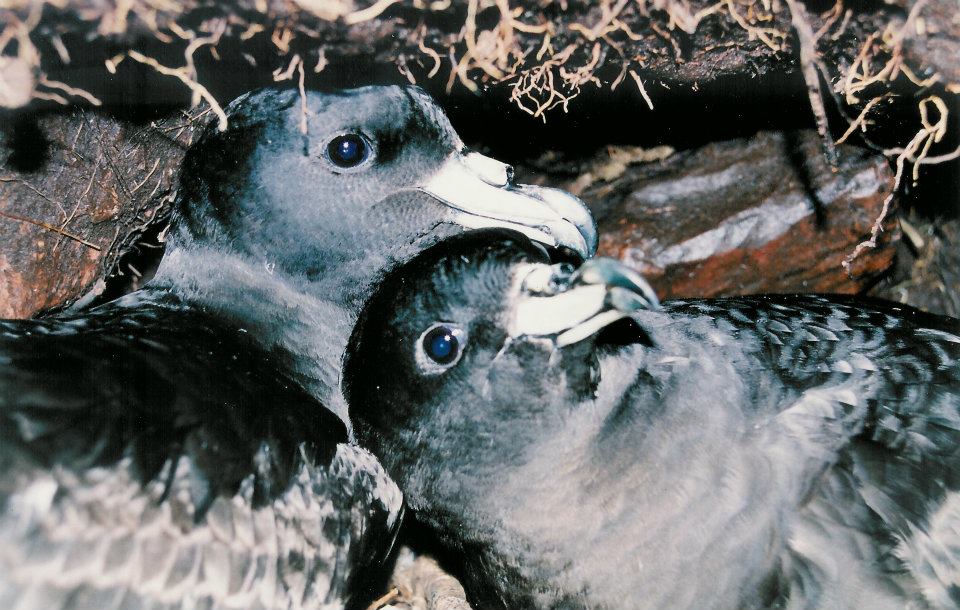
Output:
[
  {"xmin": 667, "ymin": 294, "xmax": 960, "ymax": 607},
  {"xmin": 0, "ymin": 295, "xmax": 402, "ymax": 610}
]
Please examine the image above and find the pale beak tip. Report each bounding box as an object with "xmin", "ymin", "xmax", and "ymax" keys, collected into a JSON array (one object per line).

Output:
[{"xmin": 575, "ymin": 258, "xmax": 661, "ymax": 311}]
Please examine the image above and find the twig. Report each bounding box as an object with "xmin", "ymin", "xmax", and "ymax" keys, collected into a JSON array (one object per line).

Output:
[
  {"xmin": 314, "ymin": 48, "xmax": 328, "ymax": 73},
  {"xmin": 726, "ymin": 0, "xmax": 785, "ymax": 51},
  {"xmin": 127, "ymin": 50, "xmax": 228, "ymax": 131},
  {"xmin": 465, "ymin": 0, "xmax": 505, "ymax": 80},
  {"xmin": 240, "ymin": 23, "xmax": 265, "ymax": 40},
  {"xmin": 560, "ymin": 42, "xmax": 601, "ymax": 89},
  {"xmin": 495, "ymin": 0, "xmax": 549, "ymax": 34},
  {"xmin": 843, "ymin": 95, "xmax": 947, "ymax": 272},
  {"xmin": 508, "ymin": 45, "xmax": 579, "ymax": 119},
  {"xmin": 366, "ymin": 587, "xmax": 401, "ymax": 610},
  {"xmin": 131, "ymin": 158, "xmax": 161, "ymax": 193},
  {"xmin": 0, "ymin": 177, "xmax": 66, "ymax": 217},
  {"xmin": 650, "ymin": 22, "xmax": 683, "ymax": 62},
  {"xmin": 900, "ymin": 63, "xmax": 939, "ymax": 88},
  {"xmin": 904, "ymin": 145, "xmax": 960, "ymax": 165},
  {"xmin": 397, "ymin": 55, "xmax": 417, "ymax": 84},
  {"xmin": 0, "ymin": 210, "xmax": 101, "ymax": 251},
  {"xmin": 839, "ymin": 0, "xmax": 929, "ymax": 104},
  {"xmin": 344, "ymin": 0, "xmax": 401, "ymax": 25},
  {"xmin": 900, "ymin": 96, "xmax": 948, "ymax": 181},
  {"xmin": 270, "ymin": 27, "xmax": 293, "ymax": 54},
  {"xmin": 571, "ymin": 0, "xmax": 630, "ymax": 41},
  {"xmin": 899, "ymin": 216, "xmax": 925, "ymax": 251},
  {"xmin": 613, "ymin": 18, "xmax": 642, "ymax": 41},
  {"xmin": 31, "ymin": 90, "xmax": 69, "ymax": 105},
  {"xmin": 834, "ymin": 95, "xmax": 884, "ymax": 145},
  {"xmin": 784, "ymin": 0, "xmax": 837, "ymax": 167},
  {"xmin": 830, "ymin": 9, "xmax": 852, "ymax": 40},
  {"xmin": 297, "ymin": 57, "xmax": 308, "ymax": 135},
  {"xmin": 446, "ymin": 48, "xmax": 478, "ymax": 93},
  {"xmin": 629, "ymin": 70, "xmax": 654, "ymax": 110},
  {"xmin": 50, "ymin": 34, "xmax": 70, "ymax": 64},
  {"xmin": 183, "ymin": 22, "xmax": 225, "ymax": 88},
  {"xmin": 813, "ymin": 0, "xmax": 843, "ymax": 40},
  {"xmin": 273, "ymin": 54, "xmax": 301, "ymax": 81},
  {"xmin": 54, "ymin": 159, "xmax": 99, "ymax": 252},
  {"xmin": 842, "ymin": 161, "xmax": 901, "ymax": 273}
]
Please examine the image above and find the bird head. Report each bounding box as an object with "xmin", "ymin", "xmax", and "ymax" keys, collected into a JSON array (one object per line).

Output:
[
  {"xmin": 172, "ymin": 85, "xmax": 596, "ymax": 305},
  {"xmin": 344, "ymin": 229, "xmax": 658, "ymax": 510}
]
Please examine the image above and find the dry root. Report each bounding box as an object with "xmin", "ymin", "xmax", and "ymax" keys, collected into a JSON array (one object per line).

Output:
[
  {"xmin": 0, "ymin": 16, "xmax": 100, "ymax": 108},
  {"xmin": 843, "ymin": 95, "xmax": 952, "ymax": 273},
  {"xmin": 4, "ymin": 0, "xmax": 956, "ymax": 275}
]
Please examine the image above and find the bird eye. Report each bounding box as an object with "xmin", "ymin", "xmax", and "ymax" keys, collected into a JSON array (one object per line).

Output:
[
  {"xmin": 417, "ymin": 324, "xmax": 467, "ymax": 372},
  {"xmin": 327, "ymin": 133, "xmax": 369, "ymax": 168}
]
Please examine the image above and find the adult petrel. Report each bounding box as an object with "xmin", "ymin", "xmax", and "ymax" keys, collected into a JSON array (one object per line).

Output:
[
  {"xmin": 0, "ymin": 87, "xmax": 596, "ymax": 609},
  {"xmin": 346, "ymin": 230, "xmax": 960, "ymax": 610}
]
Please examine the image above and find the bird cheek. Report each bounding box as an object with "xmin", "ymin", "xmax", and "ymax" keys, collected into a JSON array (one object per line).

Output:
[
  {"xmin": 368, "ymin": 192, "xmax": 459, "ymax": 244},
  {"xmin": 488, "ymin": 339, "xmax": 557, "ymax": 392}
]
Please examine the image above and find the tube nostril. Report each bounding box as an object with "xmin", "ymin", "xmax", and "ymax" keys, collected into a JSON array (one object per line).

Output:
[{"xmin": 462, "ymin": 152, "xmax": 511, "ymax": 187}]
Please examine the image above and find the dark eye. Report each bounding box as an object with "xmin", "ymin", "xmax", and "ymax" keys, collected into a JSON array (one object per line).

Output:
[
  {"xmin": 417, "ymin": 324, "xmax": 466, "ymax": 372},
  {"xmin": 423, "ymin": 326, "xmax": 460, "ymax": 364},
  {"xmin": 327, "ymin": 134, "xmax": 369, "ymax": 168}
]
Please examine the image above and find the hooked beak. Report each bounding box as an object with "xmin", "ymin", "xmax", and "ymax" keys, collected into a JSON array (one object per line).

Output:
[
  {"xmin": 420, "ymin": 151, "xmax": 598, "ymax": 261},
  {"xmin": 510, "ymin": 258, "xmax": 660, "ymax": 347}
]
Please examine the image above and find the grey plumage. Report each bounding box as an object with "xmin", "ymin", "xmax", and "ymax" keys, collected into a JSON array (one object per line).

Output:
[
  {"xmin": 0, "ymin": 296, "xmax": 402, "ymax": 610},
  {"xmin": 0, "ymin": 444, "xmax": 399, "ymax": 610},
  {"xmin": 0, "ymin": 85, "xmax": 596, "ymax": 609},
  {"xmin": 345, "ymin": 231, "xmax": 960, "ymax": 610},
  {"xmin": 160, "ymin": 84, "xmax": 595, "ymax": 419}
]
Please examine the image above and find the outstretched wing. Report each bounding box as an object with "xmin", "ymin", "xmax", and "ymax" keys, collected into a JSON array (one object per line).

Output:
[{"xmin": 0, "ymin": 294, "xmax": 402, "ymax": 610}]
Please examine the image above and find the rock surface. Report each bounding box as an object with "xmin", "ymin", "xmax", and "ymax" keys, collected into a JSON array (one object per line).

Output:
[
  {"xmin": 0, "ymin": 109, "xmax": 198, "ymax": 317},
  {"xmin": 1, "ymin": 117, "xmax": 900, "ymax": 318},
  {"xmin": 581, "ymin": 131, "xmax": 898, "ymax": 297}
]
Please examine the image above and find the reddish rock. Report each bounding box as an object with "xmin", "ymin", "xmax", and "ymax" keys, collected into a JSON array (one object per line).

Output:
[
  {"xmin": 0, "ymin": 119, "xmax": 898, "ymax": 319},
  {"xmin": 0, "ymin": 109, "xmax": 199, "ymax": 318},
  {"xmin": 590, "ymin": 131, "xmax": 898, "ymax": 298}
]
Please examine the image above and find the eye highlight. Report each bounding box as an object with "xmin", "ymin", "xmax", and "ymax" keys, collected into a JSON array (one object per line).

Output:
[
  {"xmin": 416, "ymin": 324, "xmax": 467, "ymax": 373},
  {"xmin": 327, "ymin": 133, "xmax": 370, "ymax": 168}
]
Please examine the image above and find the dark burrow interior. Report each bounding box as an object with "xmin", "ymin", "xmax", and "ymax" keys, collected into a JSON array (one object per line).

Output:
[{"xmin": 3, "ymin": 52, "xmax": 959, "ymax": 310}]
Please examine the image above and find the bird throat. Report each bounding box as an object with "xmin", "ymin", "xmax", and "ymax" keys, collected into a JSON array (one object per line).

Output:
[{"xmin": 152, "ymin": 245, "xmax": 358, "ymax": 425}]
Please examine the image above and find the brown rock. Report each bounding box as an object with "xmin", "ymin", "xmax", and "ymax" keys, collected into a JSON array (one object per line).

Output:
[
  {"xmin": 589, "ymin": 131, "xmax": 898, "ymax": 298},
  {"xmin": 0, "ymin": 109, "xmax": 200, "ymax": 318}
]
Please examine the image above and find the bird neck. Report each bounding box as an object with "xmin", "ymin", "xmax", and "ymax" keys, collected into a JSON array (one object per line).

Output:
[{"xmin": 151, "ymin": 244, "xmax": 361, "ymax": 425}]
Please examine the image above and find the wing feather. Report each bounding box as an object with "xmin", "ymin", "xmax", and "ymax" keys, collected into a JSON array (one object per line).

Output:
[{"xmin": 0, "ymin": 295, "xmax": 401, "ymax": 610}]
